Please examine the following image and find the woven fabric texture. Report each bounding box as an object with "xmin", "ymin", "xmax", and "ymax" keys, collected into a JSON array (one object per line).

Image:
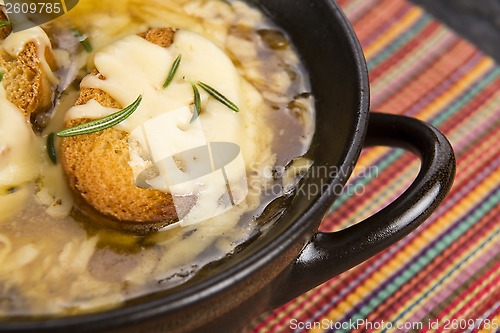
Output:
[{"xmin": 247, "ymin": 0, "xmax": 500, "ymax": 332}]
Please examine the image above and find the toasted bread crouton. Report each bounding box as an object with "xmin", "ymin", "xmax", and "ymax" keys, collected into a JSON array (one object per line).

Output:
[
  {"xmin": 0, "ymin": 19, "xmax": 58, "ymax": 119},
  {"xmin": 60, "ymin": 28, "xmax": 187, "ymax": 233}
]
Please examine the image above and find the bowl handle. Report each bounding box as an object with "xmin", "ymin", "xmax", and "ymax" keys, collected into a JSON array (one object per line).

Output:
[{"xmin": 270, "ymin": 112, "xmax": 455, "ymax": 307}]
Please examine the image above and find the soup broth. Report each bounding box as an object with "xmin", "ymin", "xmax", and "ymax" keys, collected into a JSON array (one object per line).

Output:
[{"xmin": 0, "ymin": 0, "xmax": 314, "ymax": 316}]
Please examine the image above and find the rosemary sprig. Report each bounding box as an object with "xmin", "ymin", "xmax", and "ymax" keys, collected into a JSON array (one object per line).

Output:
[
  {"xmin": 46, "ymin": 133, "xmax": 57, "ymax": 164},
  {"xmin": 71, "ymin": 28, "xmax": 93, "ymax": 53},
  {"xmin": 163, "ymin": 54, "xmax": 240, "ymax": 122},
  {"xmin": 57, "ymin": 95, "xmax": 143, "ymax": 137},
  {"xmin": 163, "ymin": 54, "xmax": 182, "ymax": 89},
  {"xmin": 197, "ymin": 81, "xmax": 240, "ymax": 112},
  {"xmin": 190, "ymin": 84, "xmax": 201, "ymax": 123},
  {"xmin": 0, "ymin": 21, "xmax": 11, "ymax": 28}
]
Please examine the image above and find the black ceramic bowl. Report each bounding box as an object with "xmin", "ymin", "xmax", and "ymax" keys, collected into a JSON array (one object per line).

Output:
[{"xmin": 0, "ymin": 0, "xmax": 455, "ymax": 332}]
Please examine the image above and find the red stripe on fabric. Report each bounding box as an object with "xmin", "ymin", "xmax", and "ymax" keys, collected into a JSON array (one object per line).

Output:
[{"xmin": 437, "ymin": 79, "xmax": 500, "ymax": 145}]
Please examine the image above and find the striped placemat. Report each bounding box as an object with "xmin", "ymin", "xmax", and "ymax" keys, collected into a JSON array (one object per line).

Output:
[{"xmin": 247, "ymin": 0, "xmax": 500, "ymax": 332}]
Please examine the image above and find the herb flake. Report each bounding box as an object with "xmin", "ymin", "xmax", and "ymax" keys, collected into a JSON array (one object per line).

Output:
[
  {"xmin": 163, "ymin": 54, "xmax": 182, "ymax": 89},
  {"xmin": 71, "ymin": 28, "xmax": 93, "ymax": 53},
  {"xmin": 190, "ymin": 84, "xmax": 201, "ymax": 123},
  {"xmin": 46, "ymin": 133, "xmax": 57, "ymax": 164},
  {"xmin": 0, "ymin": 21, "xmax": 11, "ymax": 28},
  {"xmin": 197, "ymin": 81, "xmax": 240, "ymax": 112},
  {"xmin": 57, "ymin": 95, "xmax": 143, "ymax": 137}
]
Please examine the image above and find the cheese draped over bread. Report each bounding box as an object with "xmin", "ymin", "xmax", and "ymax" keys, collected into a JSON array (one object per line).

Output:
[
  {"xmin": 65, "ymin": 29, "xmax": 270, "ymax": 226},
  {"xmin": 2, "ymin": 27, "xmax": 59, "ymax": 85}
]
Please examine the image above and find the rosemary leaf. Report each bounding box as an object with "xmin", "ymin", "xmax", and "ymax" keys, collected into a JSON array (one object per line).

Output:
[
  {"xmin": 46, "ymin": 133, "xmax": 57, "ymax": 164},
  {"xmin": 57, "ymin": 95, "xmax": 143, "ymax": 137},
  {"xmin": 197, "ymin": 81, "xmax": 240, "ymax": 112},
  {"xmin": 190, "ymin": 84, "xmax": 201, "ymax": 123},
  {"xmin": 0, "ymin": 21, "xmax": 11, "ymax": 28},
  {"xmin": 163, "ymin": 54, "xmax": 182, "ymax": 89},
  {"xmin": 71, "ymin": 28, "xmax": 93, "ymax": 53},
  {"xmin": 0, "ymin": 68, "xmax": 3, "ymax": 83}
]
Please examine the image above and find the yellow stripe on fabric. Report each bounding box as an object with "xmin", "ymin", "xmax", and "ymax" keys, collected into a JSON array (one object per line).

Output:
[
  {"xmin": 373, "ymin": 39, "xmax": 472, "ymax": 114},
  {"xmin": 316, "ymin": 167, "xmax": 500, "ymax": 330},
  {"xmin": 391, "ymin": 237, "xmax": 499, "ymax": 332},
  {"xmin": 370, "ymin": 27, "xmax": 450, "ymax": 95},
  {"xmin": 364, "ymin": 6, "xmax": 424, "ymax": 60},
  {"xmin": 416, "ymin": 58, "xmax": 496, "ymax": 121}
]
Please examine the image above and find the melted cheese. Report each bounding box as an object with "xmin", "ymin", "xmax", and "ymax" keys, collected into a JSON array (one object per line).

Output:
[
  {"xmin": 0, "ymin": 86, "xmax": 40, "ymax": 187},
  {"xmin": 64, "ymin": 30, "xmax": 267, "ymax": 225},
  {"xmin": 0, "ymin": 86, "xmax": 41, "ymax": 223}
]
